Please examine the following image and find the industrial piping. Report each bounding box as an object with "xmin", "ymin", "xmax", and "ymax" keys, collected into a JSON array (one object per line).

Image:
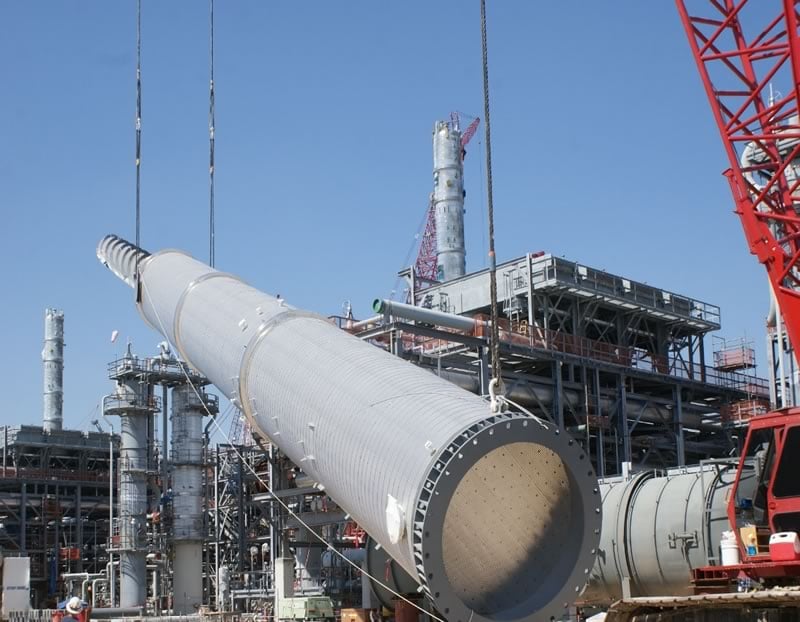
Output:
[
  {"xmin": 97, "ymin": 234, "xmax": 601, "ymax": 622},
  {"xmin": 373, "ymin": 299, "xmax": 719, "ymax": 432},
  {"xmin": 43, "ymin": 308, "xmax": 64, "ymax": 433},
  {"xmin": 374, "ymin": 298, "xmax": 480, "ymax": 333}
]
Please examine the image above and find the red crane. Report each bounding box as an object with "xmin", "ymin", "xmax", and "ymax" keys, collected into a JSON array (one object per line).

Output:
[
  {"xmin": 677, "ymin": 0, "xmax": 800, "ymax": 587},
  {"xmin": 677, "ymin": 0, "xmax": 800, "ymax": 353},
  {"xmin": 413, "ymin": 114, "xmax": 480, "ymax": 284}
]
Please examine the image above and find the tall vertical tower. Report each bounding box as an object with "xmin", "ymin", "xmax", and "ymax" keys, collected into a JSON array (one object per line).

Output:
[
  {"xmin": 171, "ymin": 385, "xmax": 215, "ymax": 614},
  {"xmin": 105, "ymin": 349, "xmax": 156, "ymax": 609},
  {"xmin": 42, "ymin": 308, "xmax": 64, "ymax": 433},
  {"xmin": 432, "ymin": 120, "xmax": 466, "ymax": 281}
]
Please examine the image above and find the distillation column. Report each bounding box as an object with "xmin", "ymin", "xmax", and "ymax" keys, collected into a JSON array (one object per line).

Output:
[
  {"xmin": 105, "ymin": 356, "xmax": 152, "ymax": 609},
  {"xmin": 43, "ymin": 308, "xmax": 64, "ymax": 433},
  {"xmin": 433, "ymin": 120, "xmax": 466, "ymax": 281},
  {"xmin": 97, "ymin": 234, "xmax": 600, "ymax": 622},
  {"xmin": 171, "ymin": 385, "xmax": 211, "ymax": 614}
]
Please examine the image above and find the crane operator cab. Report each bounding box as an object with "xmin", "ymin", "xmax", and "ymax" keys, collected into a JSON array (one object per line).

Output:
[{"xmin": 729, "ymin": 410, "xmax": 800, "ymax": 560}]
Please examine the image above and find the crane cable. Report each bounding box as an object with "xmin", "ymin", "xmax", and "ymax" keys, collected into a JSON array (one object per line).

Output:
[
  {"xmin": 134, "ymin": 0, "xmax": 143, "ymax": 283},
  {"xmin": 208, "ymin": 0, "xmax": 216, "ymax": 268},
  {"xmin": 480, "ymin": 0, "xmax": 504, "ymax": 409}
]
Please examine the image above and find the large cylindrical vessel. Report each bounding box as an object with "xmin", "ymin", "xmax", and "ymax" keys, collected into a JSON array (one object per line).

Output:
[
  {"xmin": 171, "ymin": 385, "xmax": 209, "ymax": 614},
  {"xmin": 583, "ymin": 464, "xmax": 757, "ymax": 604},
  {"xmin": 433, "ymin": 121, "xmax": 466, "ymax": 281},
  {"xmin": 43, "ymin": 308, "xmax": 64, "ymax": 433},
  {"xmin": 97, "ymin": 234, "xmax": 601, "ymax": 622},
  {"xmin": 105, "ymin": 373, "xmax": 150, "ymax": 609}
]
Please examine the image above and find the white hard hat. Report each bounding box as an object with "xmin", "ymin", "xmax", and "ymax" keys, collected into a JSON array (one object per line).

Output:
[{"xmin": 66, "ymin": 596, "xmax": 83, "ymax": 615}]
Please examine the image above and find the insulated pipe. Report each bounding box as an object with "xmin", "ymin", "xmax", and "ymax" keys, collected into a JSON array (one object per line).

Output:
[
  {"xmin": 43, "ymin": 308, "xmax": 65, "ymax": 433},
  {"xmin": 97, "ymin": 234, "xmax": 601, "ymax": 622},
  {"xmin": 436, "ymin": 369, "xmax": 719, "ymax": 432},
  {"xmin": 373, "ymin": 299, "xmax": 480, "ymax": 333}
]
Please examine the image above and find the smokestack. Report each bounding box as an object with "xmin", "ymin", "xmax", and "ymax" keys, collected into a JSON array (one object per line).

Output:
[
  {"xmin": 433, "ymin": 120, "xmax": 466, "ymax": 281},
  {"xmin": 43, "ymin": 308, "xmax": 64, "ymax": 433}
]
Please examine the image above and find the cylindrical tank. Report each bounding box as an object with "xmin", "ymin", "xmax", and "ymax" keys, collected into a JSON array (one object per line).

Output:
[
  {"xmin": 105, "ymin": 374, "xmax": 150, "ymax": 608},
  {"xmin": 433, "ymin": 121, "xmax": 466, "ymax": 281},
  {"xmin": 583, "ymin": 464, "xmax": 757, "ymax": 604},
  {"xmin": 43, "ymin": 308, "xmax": 64, "ymax": 433},
  {"xmin": 97, "ymin": 234, "xmax": 601, "ymax": 622},
  {"xmin": 171, "ymin": 385, "xmax": 208, "ymax": 614}
]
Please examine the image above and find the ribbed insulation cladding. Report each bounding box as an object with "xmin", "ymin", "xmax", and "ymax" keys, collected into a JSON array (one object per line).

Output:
[
  {"xmin": 97, "ymin": 234, "xmax": 601, "ymax": 622},
  {"xmin": 97, "ymin": 234, "xmax": 151, "ymax": 288}
]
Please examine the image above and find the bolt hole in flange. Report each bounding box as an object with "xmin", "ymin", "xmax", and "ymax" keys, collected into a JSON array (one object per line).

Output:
[{"xmin": 424, "ymin": 418, "xmax": 600, "ymax": 622}]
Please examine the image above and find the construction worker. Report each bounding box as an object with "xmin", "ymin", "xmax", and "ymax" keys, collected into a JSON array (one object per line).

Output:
[{"xmin": 60, "ymin": 596, "xmax": 88, "ymax": 622}]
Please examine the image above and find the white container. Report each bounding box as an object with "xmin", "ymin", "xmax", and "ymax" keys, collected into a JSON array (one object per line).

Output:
[{"xmin": 720, "ymin": 530, "xmax": 740, "ymax": 566}]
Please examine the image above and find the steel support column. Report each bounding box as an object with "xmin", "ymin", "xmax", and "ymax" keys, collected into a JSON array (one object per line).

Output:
[
  {"xmin": 553, "ymin": 360, "xmax": 565, "ymax": 429},
  {"xmin": 617, "ymin": 376, "xmax": 631, "ymax": 465},
  {"xmin": 674, "ymin": 386, "xmax": 686, "ymax": 467}
]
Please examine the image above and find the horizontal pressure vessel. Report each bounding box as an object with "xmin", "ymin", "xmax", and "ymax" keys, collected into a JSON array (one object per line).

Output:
[{"xmin": 582, "ymin": 464, "xmax": 757, "ymax": 604}]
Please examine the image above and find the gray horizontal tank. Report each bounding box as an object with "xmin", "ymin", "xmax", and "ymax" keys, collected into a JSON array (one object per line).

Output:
[
  {"xmin": 97, "ymin": 234, "xmax": 601, "ymax": 622},
  {"xmin": 583, "ymin": 463, "xmax": 757, "ymax": 604}
]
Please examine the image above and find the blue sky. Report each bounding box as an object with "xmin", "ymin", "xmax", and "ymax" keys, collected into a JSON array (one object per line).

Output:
[{"xmin": 0, "ymin": 2, "xmax": 770, "ymax": 431}]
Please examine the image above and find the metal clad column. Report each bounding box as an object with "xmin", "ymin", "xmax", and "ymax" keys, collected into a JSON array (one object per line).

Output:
[
  {"xmin": 433, "ymin": 121, "xmax": 466, "ymax": 281},
  {"xmin": 105, "ymin": 364, "xmax": 151, "ymax": 609},
  {"xmin": 171, "ymin": 386, "xmax": 210, "ymax": 614},
  {"xmin": 97, "ymin": 235, "xmax": 601, "ymax": 622},
  {"xmin": 43, "ymin": 309, "xmax": 64, "ymax": 433}
]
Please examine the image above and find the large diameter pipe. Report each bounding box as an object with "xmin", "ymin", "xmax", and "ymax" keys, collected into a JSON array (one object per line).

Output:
[
  {"xmin": 581, "ymin": 464, "xmax": 758, "ymax": 604},
  {"xmin": 43, "ymin": 308, "xmax": 65, "ymax": 433},
  {"xmin": 437, "ymin": 369, "xmax": 719, "ymax": 432},
  {"xmin": 97, "ymin": 234, "xmax": 601, "ymax": 622},
  {"xmin": 373, "ymin": 298, "xmax": 480, "ymax": 333}
]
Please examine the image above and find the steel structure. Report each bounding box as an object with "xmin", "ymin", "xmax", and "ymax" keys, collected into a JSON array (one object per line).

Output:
[
  {"xmin": 97, "ymin": 233, "xmax": 601, "ymax": 622},
  {"xmin": 385, "ymin": 253, "xmax": 768, "ymax": 476},
  {"xmin": 0, "ymin": 426, "xmax": 116, "ymax": 606},
  {"xmin": 99, "ymin": 346, "xmax": 217, "ymax": 613},
  {"xmin": 207, "ymin": 443, "xmax": 363, "ymax": 613}
]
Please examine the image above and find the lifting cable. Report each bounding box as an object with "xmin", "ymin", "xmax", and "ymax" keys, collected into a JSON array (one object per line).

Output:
[
  {"xmin": 134, "ymin": 0, "xmax": 143, "ymax": 281},
  {"xmin": 480, "ymin": 0, "xmax": 504, "ymax": 407},
  {"xmin": 208, "ymin": 0, "xmax": 216, "ymax": 268}
]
